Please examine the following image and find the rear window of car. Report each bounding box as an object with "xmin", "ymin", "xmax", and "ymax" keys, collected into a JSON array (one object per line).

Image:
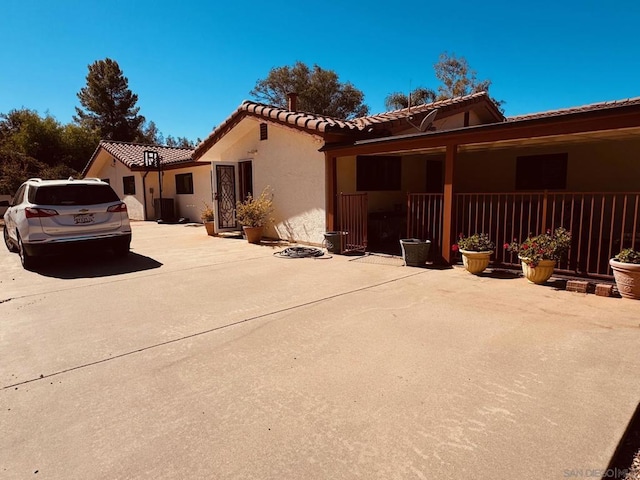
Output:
[{"xmin": 30, "ymin": 184, "xmax": 120, "ymax": 206}]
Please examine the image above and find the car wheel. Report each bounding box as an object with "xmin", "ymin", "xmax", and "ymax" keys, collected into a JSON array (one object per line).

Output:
[
  {"xmin": 3, "ymin": 225, "xmax": 17, "ymax": 252},
  {"xmin": 18, "ymin": 235, "xmax": 36, "ymax": 270}
]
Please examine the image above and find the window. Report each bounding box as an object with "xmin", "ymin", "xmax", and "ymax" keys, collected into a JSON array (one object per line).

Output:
[
  {"xmin": 516, "ymin": 153, "xmax": 568, "ymax": 190},
  {"xmin": 238, "ymin": 161, "xmax": 253, "ymax": 201},
  {"xmin": 356, "ymin": 156, "xmax": 401, "ymax": 191},
  {"xmin": 175, "ymin": 173, "xmax": 194, "ymax": 194},
  {"xmin": 260, "ymin": 123, "xmax": 268, "ymax": 140},
  {"xmin": 123, "ymin": 176, "xmax": 136, "ymax": 195},
  {"xmin": 425, "ymin": 160, "xmax": 443, "ymax": 193},
  {"xmin": 33, "ymin": 185, "xmax": 119, "ymax": 206}
]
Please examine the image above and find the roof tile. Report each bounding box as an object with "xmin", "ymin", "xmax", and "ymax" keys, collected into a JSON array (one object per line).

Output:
[{"xmin": 99, "ymin": 141, "xmax": 194, "ymax": 168}]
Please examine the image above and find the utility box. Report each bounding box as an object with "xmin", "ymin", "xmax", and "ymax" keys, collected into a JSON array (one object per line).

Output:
[{"xmin": 153, "ymin": 198, "xmax": 175, "ymax": 221}]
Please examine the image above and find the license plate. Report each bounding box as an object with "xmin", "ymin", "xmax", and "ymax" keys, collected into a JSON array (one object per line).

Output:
[{"xmin": 74, "ymin": 214, "xmax": 95, "ymax": 224}]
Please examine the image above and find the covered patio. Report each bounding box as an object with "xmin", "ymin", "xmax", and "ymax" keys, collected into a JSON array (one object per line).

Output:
[{"xmin": 323, "ymin": 98, "xmax": 640, "ymax": 279}]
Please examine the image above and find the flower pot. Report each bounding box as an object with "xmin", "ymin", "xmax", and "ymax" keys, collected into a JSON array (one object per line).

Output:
[
  {"xmin": 204, "ymin": 221, "xmax": 215, "ymax": 236},
  {"xmin": 610, "ymin": 259, "xmax": 640, "ymax": 300},
  {"xmin": 324, "ymin": 231, "xmax": 345, "ymax": 254},
  {"xmin": 400, "ymin": 239, "xmax": 431, "ymax": 267},
  {"xmin": 242, "ymin": 225, "xmax": 264, "ymax": 244},
  {"xmin": 520, "ymin": 257, "xmax": 556, "ymax": 284},
  {"xmin": 460, "ymin": 250, "xmax": 493, "ymax": 275}
]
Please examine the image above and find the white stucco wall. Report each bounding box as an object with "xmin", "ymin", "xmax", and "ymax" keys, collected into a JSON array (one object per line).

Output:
[
  {"xmin": 198, "ymin": 118, "xmax": 327, "ymax": 244},
  {"xmin": 85, "ymin": 151, "xmax": 213, "ymax": 222},
  {"xmin": 85, "ymin": 151, "xmax": 146, "ymax": 220},
  {"xmin": 162, "ymin": 166, "xmax": 213, "ymax": 222}
]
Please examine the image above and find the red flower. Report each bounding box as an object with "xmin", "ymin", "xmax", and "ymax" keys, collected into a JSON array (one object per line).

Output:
[
  {"xmin": 451, "ymin": 244, "xmax": 459, "ymax": 252},
  {"xmin": 503, "ymin": 243, "xmax": 510, "ymax": 249}
]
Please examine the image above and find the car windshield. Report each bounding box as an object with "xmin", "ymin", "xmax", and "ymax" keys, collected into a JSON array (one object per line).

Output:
[{"xmin": 31, "ymin": 184, "xmax": 120, "ymax": 206}]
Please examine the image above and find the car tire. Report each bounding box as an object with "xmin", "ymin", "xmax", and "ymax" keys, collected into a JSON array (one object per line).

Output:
[
  {"xmin": 3, "ymin": 225, "xmax": 17, "ymax": 252},
  {"xmin": 18, "ymin": 234, "xmax": 36, "ymax": 270}
]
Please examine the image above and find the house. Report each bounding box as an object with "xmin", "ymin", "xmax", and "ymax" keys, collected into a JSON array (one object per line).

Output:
[
  {"xmin": 194, "ymin": 92, "xmax": 640, "ymax": 279},
  {"xmin": 193, "ymin": 93, "xmax": 501, "ymax": 244},
  {"xmin": 83, "ymin": 141, "xmax": 211, "ymax": 222}
]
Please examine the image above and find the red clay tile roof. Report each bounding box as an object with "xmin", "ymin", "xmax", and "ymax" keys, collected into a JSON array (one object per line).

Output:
[
  {"xmin": 351, "ymin": 91, "xmax": 503, "ymax": 128},
  {"xmin": 99, "ymin": 141, "xmax": 194, "ymax": 167},
  {"xmin": 82, "ymin": 141, "xmax": 195, "ymax": 176},
  {"xmin": 193, "ymin": 92, "xmax": 503, "ymax": 160},
  {"xmin": 506, "ymin": 96, "xmax": 640, "ymax": 122}
]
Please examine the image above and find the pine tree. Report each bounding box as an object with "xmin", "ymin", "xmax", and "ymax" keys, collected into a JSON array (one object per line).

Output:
[{"xmin": 74, "ymin": 58, "xmax": 144, "ymax": 141}]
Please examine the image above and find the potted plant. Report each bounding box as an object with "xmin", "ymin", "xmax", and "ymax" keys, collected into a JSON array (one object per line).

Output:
[
  {"xmin": 505, "ymin": 227, "xmax": 572, "ymax": 284},
  {"xmin": 399, "ymin": 238, "xmax": 431, "ymax": 267},
  {"xmin": 453, "ymin": 233, "xmax": 495, "ymax": 274},
  {"xmin": 609, "ymin": 248, "xmax": 640, "ymax": 299},
  {"xmin": 235, "ymin": 186, "xmax": 274, "ymax": 244},
  {"xmin": 200, "ymin": 202, "xmax": 215, "ymax": 236}
]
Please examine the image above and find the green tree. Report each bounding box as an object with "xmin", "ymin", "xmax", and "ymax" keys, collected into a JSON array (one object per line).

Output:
[
  {"xmin": 74, "ymin": 58, "xmax": 145, "ymax": 141},
  {"xmin": 136, "ymin": 120, "xmax": 164, "ymax": 145},
  {"xmin": 434, "ymin": 52, "xmax": 492, "ymax": 100},
  {"xmin": 385, "ymin": 87, "xmax": 436, "ymax": 110},
  {"xmin": 250, "ymin": 61, "xmax": 369, "ymax": 119},
  {"xmin": 0, "ymin": 109, "xmax": 99, "ymax": 193},
  {"xmin": 165, "ymin": 135, "xmax": 198, "ymax": 148},
  {"xmin": 384, "ymin": 52, "xmax": 503, "ymax": 112}
]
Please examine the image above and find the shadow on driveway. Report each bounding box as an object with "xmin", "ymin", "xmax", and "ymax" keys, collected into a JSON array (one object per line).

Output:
[{"xmin": 32, "ymin": 251, "xmax": 162, "ymax": 279}]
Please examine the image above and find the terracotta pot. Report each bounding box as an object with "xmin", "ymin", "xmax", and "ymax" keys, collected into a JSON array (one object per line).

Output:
[
  {"xmin": 460, "ymin": 250, "xmax": 493, "ymax": 275},
  {"xmin": 242, "ymin": 225, "xmax": 264, "ymax": 244},
  {"xmin": 204, "ymin": 221, "xmax": 215, "ymax": 236},
  {"xmin": 610, "ymin": 259, "xmax": 640, "ymax": 300},
  {"xmin": 520, "ymin": 257, "xmax": 556, "ymax": 284}
]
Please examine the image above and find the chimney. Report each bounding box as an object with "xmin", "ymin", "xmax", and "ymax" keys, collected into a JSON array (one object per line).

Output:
[{"xmin": 287, "ymin": 92, "xmax": 298, "ymax": 111}]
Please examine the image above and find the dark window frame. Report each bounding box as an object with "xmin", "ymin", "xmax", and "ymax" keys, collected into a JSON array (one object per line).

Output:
[
  {"xmin": 515, "ymin": 153, "xmax": 568, "ymax": 190},
  {"xmin": 259, "ymin": 123, "xmax": 268, "ymax": 141},
  {"xmin": 356, "ymin": 155, "xmax": 402, "ymax": 191},
  {"xmin": 175, "ymin": 173, "xmax": 194, "ymax": 195},
  {"xmin": 123, "ymin": 176, "xmax": 136, "ymax": 195}
]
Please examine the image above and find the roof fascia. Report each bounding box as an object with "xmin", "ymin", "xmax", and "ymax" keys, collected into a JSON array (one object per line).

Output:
[{"xmin": 322, "ymin": 104, "xmax": 640, "ymax": 156}]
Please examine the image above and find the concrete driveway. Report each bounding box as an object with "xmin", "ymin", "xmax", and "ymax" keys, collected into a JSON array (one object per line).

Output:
[{"xmin": 1, "ymin": 222, "xmax": 639, "ymax": 479}]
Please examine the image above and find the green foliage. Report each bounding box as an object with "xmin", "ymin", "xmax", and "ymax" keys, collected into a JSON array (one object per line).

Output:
[
  {"xmin": 613, "ymin": 248, "xmax": 640, "ymax": 264},
  {"xmin": 434, "ymin": 52, "xmax": 491, "ymax": 100},
  {"xmin": 250, "ymin": 61, "xmax": 369, "ymax": 119},
  {"xmin": 385, "ymin": 87, "xmax": 436, "ymax": 111},
  {"xmin": 384, "ymin": 52, "xmax": 504, "ymax": 112},
  {"xmin": 0, "ymin": 109, "xmax": 100, "ymax": 194},
  {"xmin": 235, "ymin": 186, "xmax": 274, "ymax": 227},
  {"xmin": 165, "ymin": 135, "xmax": 198, "ymax": 148},
  {"xmin": 505, "ymin": 227, "xmax": 572, "ymax": 267},
  {"xmin": 74, "ymin": 58, "xmax": 145, "ymax": 141},
  {"xmin": 455, "ymin": 233, "xmax": 495, "ymax": 252}
]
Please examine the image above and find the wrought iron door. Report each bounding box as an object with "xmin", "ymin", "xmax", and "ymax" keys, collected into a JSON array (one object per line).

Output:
[{"xmin": 215, "ymin": 164, "xmax": 236, "ymax": 230}]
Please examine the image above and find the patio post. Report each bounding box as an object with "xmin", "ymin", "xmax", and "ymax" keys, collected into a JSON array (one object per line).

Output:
[
  {"xmin": 325, "ymin": 153, "xmax": 337, "ymax": 231},
  {"xmin": 441, "ymin": 144, "xmax": 458, "ymax": 263}
]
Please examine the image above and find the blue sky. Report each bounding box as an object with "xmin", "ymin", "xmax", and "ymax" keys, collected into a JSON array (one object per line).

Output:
[{"xmin": 2, "ymin": 0, "xmax": 639, "ymax": 143}]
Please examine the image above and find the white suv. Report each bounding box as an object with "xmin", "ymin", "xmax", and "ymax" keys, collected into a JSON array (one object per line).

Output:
[{"xmin": 3, "ymin": 178, "xmax": 132, "ymax": 269}]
